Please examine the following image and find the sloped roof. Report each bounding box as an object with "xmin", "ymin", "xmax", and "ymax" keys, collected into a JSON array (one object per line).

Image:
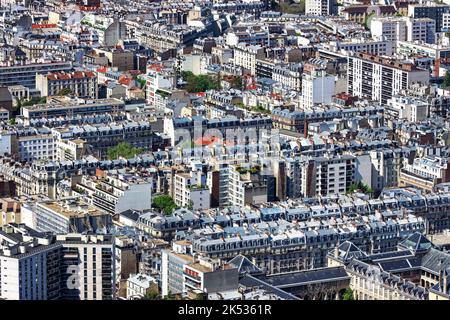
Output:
[
  {"xmin": 398, "ymin": 232, "xmax": 433, "ymax": 253},
  {"xmin": 229, "ymin": 254, "xmax": 263, "ymax": 275}
]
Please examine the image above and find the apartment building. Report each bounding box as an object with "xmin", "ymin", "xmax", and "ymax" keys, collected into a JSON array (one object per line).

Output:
[
  {"xmin": 145, "ymin": 64, "xmax": 173, "ymax": 106},
  {"xmin": 190, "ymin": 213, "xmax": 425, "ymax": 274},
  {"xmin": 56, "ymin": 233, "xmax": 116, "ymax": 300},
  {"xmin": 347, "ymin": 52, "xmax": 429, "ymax": 104},
  {"xmin": 408, "ymin": 3, "xmax": 450, "ymax": 32},
  {"xmin": 51, "ymin": 121, "xmax": 166, "ymax": 160},
  {"xmin": 233, "ymin": 44, "xmax": 265, "ymax": 76},
  {"xmin": 371, "ymin": 17, "xmax": 435, "ymax": 47},
  {"xmin": 0, "ymin": 61, "xmax": 72, "ymax": 88},
  {"xmin": 305, "ymin": 0, "xmax": 338, "ymax": 16},
  {"xmin": 325, "ymin": 39, "xmax": 393, "ymax": 56},
  {"xmin": 183, "ymin": 256, "xmax": 239, "ymax": 296},
  {"xmin": 272, "ymin": 64, "xmax": 302, "ymax": 91},
  {"xmin": 0, "ymin": 224, "xmax": 116, "ymax": 300},
  {"xmin": 171, "ymin": 171, "xmax": 210, "ymax": 210},
  {"xmin": 21, "ymin": 97, "xmax": 125, "ymax": 122},
  {"xmin": 328, "ymin": 233, "xmax": 450, "ymax": 300},
  {"xmin": 228, "ymin": 165, "xmax": 268, "ymax": 207},
  {"xmin": 17, "ymin": 133, "xmax": 56, "ymax": 162},
  {"xmin": 82, "ymin": 173, "xmax": 152, "ymax": 215},
  {"xmin": 399, "ymin": 156, "xmax": 450, "ymax": 192},
  {"xmin": 386, "ymin": 95, "xmax": 429, "ymax": 122},
  {"xmin": 56, "ymin": 139, "xmax": 86, "ymax": 161},
  {"xmin": 36, "ymin": 71, "xmax": 98, "ymax": 98},
  {"xmin": 126, "ymin": 274, "xmax": 158, "ymax": 299},
  {"xmin": 300, "ymin": 67, "xmax": 335, "ymax": 109},
  {"xmin": 165, "ymin": 115, "xmax": 272, "ymax": 147},
  {"xmin": 161, "ymin": 240, "xmax": 238, "ymax": 298},
  {"xmin": 20, "ymin": 197, "xmax": 112, "ymax": 234},
  {"xmin": 301, "ymin": 154, "xmax": 356, "ymax": 197}
]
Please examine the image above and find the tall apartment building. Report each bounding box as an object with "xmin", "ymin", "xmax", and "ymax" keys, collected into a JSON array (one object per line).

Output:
[
  {"xmin": 17, "ymin": 133, "xmax": 56, "ymax": 162},
  {"xmin": 305, "ymin": 0, "xmax": 338, "ymax": 16},
  {"xmin": 57, "ymin": 233, "xmax": 116, "ymax": 300},
  {"xmin": 145, "ymin": 64, "xmax": 173, "ymax": 106},
  {"xmin": 370, "ymin": 17, "xmax": 436, "ymax": 46},
  {"xmin": 207, "ymin": 162, "xmax": 230, "ymax": 208},
  {"xmin": 386, "ymin": 95, "xmax": 429, "ymax": 122},
  {"xmin": 233, "ymin": 44, "xmax": 265, "ymax": 76},
  {"xmin": 272, "ymin": 64, "xmax": 302, "ymax": 91},
  {"xmin": 347, "ymin": 52, "xmax": 429, "ymax": 104},
  {"xmin": 170, "ymin": 170, "xmax": 210, "ymax": 210},
  {"xmin": 0, "ymin": 61, "xmax": 73, "ymax": 89},
  {"xmin": 408, "ymin": 3, "xmax": 450, "ymax": 32},
  {"xmin": 300, "ymin": 67, "xmax": 335, "ymax": 109},
  {"xmin": 302, "ymin": 154, "xmax": 356, "ymax": 197},
  {"xmin": 36, "ymin": 71, "xmax": 98, "ymax": 98},
  {"xmin": 161, "ymin": 241, "xmax": 238, "ymax": 298},
  {"xmin": 78, "ymin": 172, "xmax": 152, "ymax": 215},
  {"xmin": 0, "ymin": 224, "xmax": 116, "ymax": 300},
  {"xmin": 21, "ymin": 198, "xmax": 112, "ymax": 234},
  {"xmin": 228, "ymin": 165, "xmax": 268, "ymax": 207}
]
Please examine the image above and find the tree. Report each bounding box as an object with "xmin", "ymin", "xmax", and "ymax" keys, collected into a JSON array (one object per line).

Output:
[
  {"xmin": 107, "ymin": 142, "xmax": 143, "ymax": 160},
  {"xmin": 231, "ymin": 76, "xmax": 243, "ymax": 90},
  {"xmin": 347, "ymin": 181, "xmax": 373, "ymax": 195},
  {"xmin": 443, "ymin": 71, "xmax": 450, "ymax": 88},
  {"xmin": 181, "ymin": 71, "xmax": 219, "ymax": 93},
  {"xmin": 57, "ymin": 87, "xmax": 72, "ymax": 96},
  {"xmin": 342, "ymin": 288, "xmax": 354, "ymax": 300},
  {"xmin": 142, "ymin": 288, "xmax": 160, "ymax": 300},
  {"xmin": 276, "ymin": 0, "xmax": 305, "ymax": 14},
  {"xmin": 153, "ymin": 195, "xmax": 177, "ymax": 215},
  {"xmin": 8, "ymin": 118, "xmax": 16, "ymax": 125}
]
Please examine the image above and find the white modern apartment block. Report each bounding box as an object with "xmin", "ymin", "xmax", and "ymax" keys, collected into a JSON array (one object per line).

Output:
[
  {"xmin": 56, "ymin": 234, "xmax": 116, "ymax": 300},
  {"xmin": 172, "ymin": 171, "xmax": 210, "ymax": 210},
  {"xmin": 79, "ymin": 173, "xmax": 152, "ymax": 215},
  {"xmin": 371, "ymin": 17, "xmax": 436, "ymax": 47},
  {"xmin": 145, "ymin": 65, "xmax": 172, "ymax": 106},
  {"xmin": 386, "ymin": 95, "xmax": 429, "ymax": 122},
  {"xmin": 371, "ymin": 17, "xmax": 407, "ymax": 45},
  {"xmin": 301, "ymin": 68, "xmax": 335, "ymax": 109},
  {"xmin": 325, "ymin": 39, "xmax": 394, "ymax": 56},
  {"xmin": 18, "ymin": 133, "xmax": 56, "ymax": 162},
  {"xmin": 305, "ymin": 0, "xmax": 337, "ymax": 16},
  {"xmin": 347, "ymin": 52, "xmax": 429, "ymax": 104},
  {"xmin": 0, "ymin": 225, "xmax": 116, "ymax": 300},
  {"xmin": 161, "ymin": 241, "xmax": 194, "ymax": 297},
  {"xmin": 0, "ymin": 131, "xmax": 12, "ymax": 156},
  {"xmin": 0, "ymin": 225, "xmax": 59, "ymax": 300},
  {"xmin": 233, "ymin": 44, "xmax": 265, "ymax": 76}
]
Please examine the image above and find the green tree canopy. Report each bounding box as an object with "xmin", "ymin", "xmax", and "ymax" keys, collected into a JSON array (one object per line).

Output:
[
  {"xmin": 181, "ymin": 71, "xmax": 219, "ymax": 93},
  {"xmin": 342, "ymin": 288, "xmax": 355, "ymax": 300},
  {"xmin": 107, "ymin": 142, "xmax": 143, "ymax": 160},
  {"xmin": 141, "ymin": 288, "xmax": 159, "ymax": 300},
  {"xmin": 443, "ymin": 71, "xmax": 450, "ymax": 88},
  {"xmin": 347, "ymin": 181, "xmax": 373, "ymax": 195},
  {"xmin": 153, "ymin": 195, "xmax": 177, "ymax": 215}
]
